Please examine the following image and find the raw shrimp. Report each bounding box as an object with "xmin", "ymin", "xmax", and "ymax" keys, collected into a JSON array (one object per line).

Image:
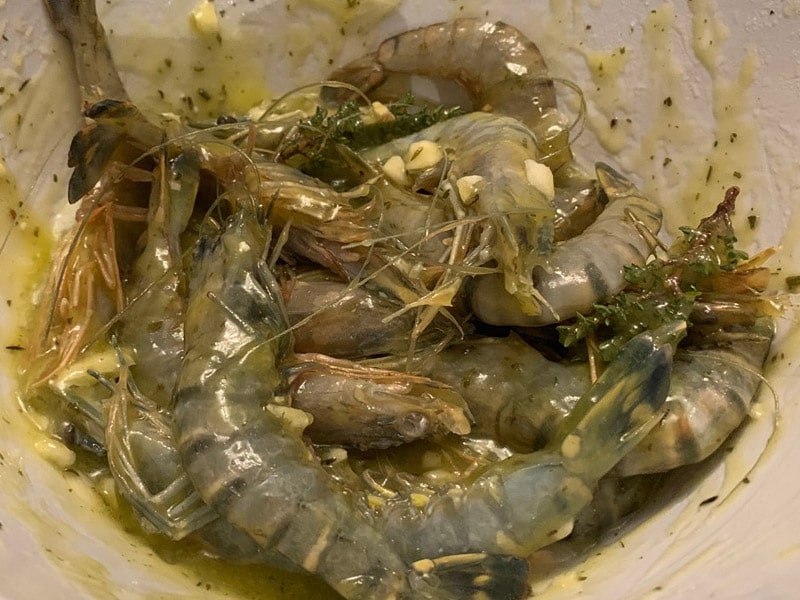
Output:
[
  {"xmin": 281, "ymin": 226, "xmax": 429, "ymax": 312},
  {"xmin": 284, "ymin": 353, "xmax": 471, "ymax": 450},
  {"xmin": 422, "ymin": 312, "xmax": 772, "ymax": 477},
  {"xmin": 282, "ymin": 269, "xmax": 452, "ymax": 359},
  {"xmin": 629, "ymin": 203, "xmax": 774, "ymax": 478},
  {"xmin": 421, "ymin": 333, "xmax": 589, "ymax": 452},
  {"xmin": 173, "ymin": 210, "xmax": 400, "ymax": 595},
  {"xmin": 615, "ymin": 313, "xmax": 774, "ymax": 476},
  {"xmin": 378, "ymin": 322, "xmax": 681, "ymax": 561},
  {"xmin": 362, "ymin": 111, "xmax": 557, "ymax": 316},
  {"xmin": 172, "ymin": 209, "xmax": 531, "ymax": 599},
  {"xmin": 329, "ymin": 19, "xmax": 572, "ymax": 170},
  {"xmin": 556, "ymin": 188, "xmax": 775, "ymax": 475},
  {"xmin": 470, "ymin": 162, "xmax": 662, "ymax": 326},
  {"xmin": 117, "ymin": 149, "xmax": 199, "ymax": 408},
  {"xmin": 101, "ymin": 149, "xmax": 209, "ymax": 539}
]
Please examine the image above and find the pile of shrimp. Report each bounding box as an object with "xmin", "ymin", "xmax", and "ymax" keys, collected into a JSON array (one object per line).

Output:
[{"xmin": 22, "ymin": 4, "xmax": 777, "ymax": 600}]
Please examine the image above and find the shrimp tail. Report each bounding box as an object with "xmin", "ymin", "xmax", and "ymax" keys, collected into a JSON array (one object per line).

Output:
[
  {"xmin": 47, "ymin": 0, "xmax": 165, "ymax": 203},
  {"xmin": 410, "ymin": 552, "xmax": 530, "ymax": 600},
  {"xmin": 550, "ymin": 320, "xmax": 686, "ymax": 463},
  {"xmin": 67, "ymin": 100, "xmax": 164, "ymax": 202}
]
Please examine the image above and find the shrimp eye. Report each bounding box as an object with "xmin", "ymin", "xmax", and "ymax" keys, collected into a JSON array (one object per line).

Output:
[
  {"xmin": 188, "ymin": 436, "xmax": 211, "ymax": 455},
  {"xmin": 398, "ymin": 412, "xmax": 428, "ymax": 438}
]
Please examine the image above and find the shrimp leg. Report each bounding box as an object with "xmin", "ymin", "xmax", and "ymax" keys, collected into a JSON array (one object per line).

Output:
[{"xmin": 104, "ymin": 348, "xmax": 217, "ymax": 540}]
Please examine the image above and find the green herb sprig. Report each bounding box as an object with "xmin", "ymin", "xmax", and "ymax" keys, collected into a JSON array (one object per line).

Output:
[
  {"xmin": 557, "ymin": 186, "xmax": 759, "ymax": 362},
  {"xmin": 279, "ymin": 93, "xmax": 462, "ymax": 188}
]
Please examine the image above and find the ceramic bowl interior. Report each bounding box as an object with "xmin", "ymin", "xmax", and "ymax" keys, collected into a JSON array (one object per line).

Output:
[{"xmin": 0, "ymin": 1, "xmax": 798, "ymax": 598}]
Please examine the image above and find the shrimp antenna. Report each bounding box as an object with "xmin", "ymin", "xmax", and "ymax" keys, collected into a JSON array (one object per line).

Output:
[
  {"xmin": 555, "ymin": 77, "xmax": 588, "ymax": 147},
  {"xmin": 624, "ymin": 206, "xmax": 666, "ymax": 253},
  {"xmin": 36, "ymin": 163, "xmax": 131, "ymax": 368},
  {"xmin": 257, "ymin": 209, "xmax": 488, "ymax": 348},
  {"xmin": 528, "ymin": 77, "xmax": 587, "ymax": 166}
]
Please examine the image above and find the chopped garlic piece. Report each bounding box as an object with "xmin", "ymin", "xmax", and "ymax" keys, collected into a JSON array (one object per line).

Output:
[
  {"xmin": 382, "ymin": 155, "xmax": 409, "ymax": 186},
  {"xmin": 371, "ymin": 101, "xmax": 395, "ymax": 122},
  {"xmin": 267, "ymin": 405, "xmax": 313, "ymax": 436},
  {"xmin": 52, "ymin": 348, "xmax": 126, "ymax": 391},
  {"xmin": 367, "ymin": 494, "xmax": 386, "ymax": 510},
  {"xmin": 410, "ymin": 493, "xmax": 430, "ymax": 508},
  {"xmin": 524, "ymin": 158, "xmax": 555, "ymax": 201},
  {"xmin": 190, "ymin": 0, "xmax": 220, "ymax": 37},
  {"xmin": 455, "ymin": 175, "xmax": 484, "ymax": 205},
  {"xmin": 404, "ymin": 140, "xmax": 444, "ymax": 172},
  {"xmin": 96, "ymin": 475, "xmax": 120, "ymax": 511},
  {"xmin": 560, "ymin": 434, "xmax": 581, "ymax": 459},
  {"xmin": 550, "ymin": 519, "xmax": 575, "ymax": 540},
  {"xmin": 34, "ymin": 437, "xmax": 76, "ymax": 469}
]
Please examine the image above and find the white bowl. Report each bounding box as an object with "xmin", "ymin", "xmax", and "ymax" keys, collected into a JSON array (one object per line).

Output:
[{"xmin": 1, "ymin": 1, "xmax": 798, "ymax": 598}]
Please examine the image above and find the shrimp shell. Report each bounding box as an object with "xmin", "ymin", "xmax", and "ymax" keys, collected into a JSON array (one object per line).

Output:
[
  {"xmin": 379, "ymin": 323, "xmax": 680, "ymax": 561},
  {"xmin": 616, "ymin": 315, "xmax": 774, "ymax": 476},
  {"xmin": 329, "ymin": 19, "xmax": 561, "ymax": 154},
  {"xmin": 470, "ymin": 162, "xmax": 662, "ymax": 326},
  {"xmin": 363, "ymin": 111, "xmax": 557, "ymax": 315},
  {"xmin": 173, "ymin": 210, "xmax": 410, "ymax": 599}
]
